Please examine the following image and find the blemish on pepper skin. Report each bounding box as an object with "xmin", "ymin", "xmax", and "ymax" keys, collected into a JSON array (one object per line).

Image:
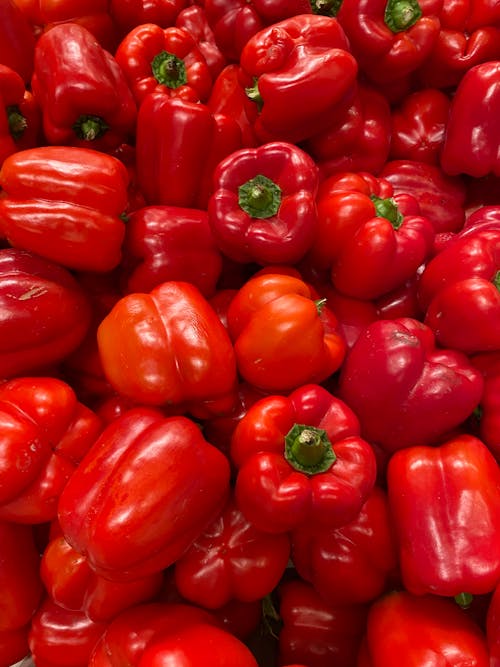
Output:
[{"xmin": 18, "ymin": 286, "xmax": 49, "ymax": 300}]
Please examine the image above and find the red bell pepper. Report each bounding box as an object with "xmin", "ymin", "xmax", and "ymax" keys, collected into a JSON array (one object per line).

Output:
[
  {"xmin": 231, "ymin": 383, "xmax": 377, "ymax": 533},
  {"xmin": 58, "ymin": 408, "xmax": 231, "ymax": 580},
  {"xmin": 226, "ymin": 272, "xmax": 346, "ymax": 393},
  {"xmin": 31, "ymin": 22, "xmax": 137, "ymax": 151},
  {"xmin": 0, "ymin": 0, "xmax": 36, "ymax": 84},
  {"xmin": 277, "ymin": 578, "xmax": 369, "ymax": 667},
  {"xmin": 470, "ymin": 352, "xmax": 500, "ymax": 462},
  {"xmin": 337, "ymin": 0, "xmax": 442, "ymax": 83},
  {"xmin": 380, "ymin": 158, "xmax": 467, "ymax": 234},
  {"xmin": 360, "ymin": 590, "xmax": 490, "ymax": 667},
  {"xmin": 109, "ymin": 0, "xmax": 188, "ymax": 37},
  {"xmin": 291, "ymin": 486, "xmax": 399, "ymax": 606},
  {"xmin": 0, "ymin": 248, "xmax": 92, "ymax": 378},
  {"xmin": 40, "ymin": 534, "xmax": 164, "ymax": 623},
  {"xmin": 0, "ymin": 376, "xmax": 102, "ymax": 524},
  {"xmin": 418, "ymin": 226, "xmax": 500, "ymax": 353},
  {"xmin": 0, "ymin": 625, "xmax": 30, "ymax": 667},
  {"xmin": 306, "ymin": 170, "xmax": 435, "ymax": 300},
  {"xmin": 388, "ymin": 87, "xmax": 450, "ymax": 165},
  {"xmin": 304, "ymin": 82, "xmax": 392, "ymax": 178},
  {"xmin": 238, "ymin": 14, "xmax": 358, "ymax": 144},
  {"xmin": 136, "ymin": 94, "xmax": 242, "ymax": 210},
  {"xmin": 0, "ymin": 520, "xmax": 43, "ymax": 632},
  {"xmin": 208, "ymin": 141, "xmax": 319, "ymax": 265},
  {"xmin": 115, "ymin": 24, "xmax": 213, "ymax": 106},
  {"xmin": 487, "ymin": 580, "xmax": 500, "ymax": 667},
  {"xmin": 28, "ymin": 596, "xmax": 108, "ymax": 667},
  {"xmin": 97, "ymin": 281, "xmax": 237, "ymax": 410},
  {"xmin": 338, "ymin": 317, "xmax": 484, "ymax": 453},
  {"xmin": 0, "ymin": 146, "xmax": 128, "ymax": 272},
  {"xmin": 388, "ymin": 434, "xmax": 500, "ymax": 597},
  {"xmin": 176, "ymin": 5, "xmax": 227, "ymax": 80},
  {"xmin": 174, "ymin": 494, "xmax": 291, "ymax": 608},
  {"xmin": 440, "ymin": 60, "xmax": 500, "ymax": 178},
  {"xmin": 120, "ymin": 205, "xmax": 223, "ymax": 297}
]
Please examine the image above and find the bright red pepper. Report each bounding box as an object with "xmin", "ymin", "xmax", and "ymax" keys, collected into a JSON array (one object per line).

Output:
[
  {"xmin": 226, "ymin": 272, "xmax": 346, "ymax": 393},
  {"xmin": 174, "ymin": 494, "xmax": 291, "ymax": 609},
  {"xmin": 0, "ymin": 146, "xmax": 128, "ymax": 272},
  {"xmin": 360, "ymin": 590, "xmax": 490, "ymax": 667},
  {"xmin": 231, "ymin": 383, "xmax": 377, "ymax": 533},
  {"xmin": 418, "ymin": 226, "xmax": 500, "ymax": 353},
  {"xmin": 238, "ymin": 14, "xmax": 358, "ymax": 144},
  {"xmin": 115, "ymin": 24, "xmax": 213, "ymax": 106},
  {"xmin": 388, "ymin": 434, "xmax": 500, "ymax": 597},
  {"xmin": 388, "ymin": 87, "xmax": 450, "ymax": 165},
  {"xmin": 487, "ymin": 580, "xmax": 500, "ymax": 667},
  {"xmin": 208, "ymin": 141, "xmax": 319, "ymax": 265},
  {"xmin": 31, "ymin": 22, "xmax": 137, "ymax": 151},
  {"xmin": 136, "ymin": 94, "xmax": 242, "ymax": 210},
  {"xmin": 440, "ymin": 60, "xmax": 500, "ymax": 178},
  {"xmin": 277, "ymin": 578, "xmax": 369, "ymax": 667},
  {"xmin": 176, "ymin": 5, "xmax": 227, "ymax": 80},
  {"xmin": 109, "ymin": 0, "xmax": 188, "ymax": 37},
  {"xmin": 338, "ymin": 317, "xmax": 484, "ymax": 453},
  {"xmin": 0, "ymin": 0, "xmax": 36, "ymax": 84},
  {"xmin": 0, "ymin": 376, "xmax": 102, "ymax": 524},
  {"xmin": 40, "ymin": 534, "xmax": 164, "ymax": 623},
  {"xmin": 337, "ymin": 0, "xmax": 442, "ymax": 84},
  {"xmin": 0, "ymin": 248, "xmax": 92, "ymax": 378},
  {"xmin": 58, "ymin": 408, "xmax": 231, "ymax": 580},
  {"xmin": 0, "ymin": 625, "xmax": 30, "ymax": 667},
  {"xmin": 291, "ymin": 486, "xmax": 399, "ymax": 606},
  {"xmin": 120, "ymin": 205, "xmax": 223, "ymax": 297},
  {"xmin": 97, "ymin": 281, "xmax": 237, "ymax": 410}
]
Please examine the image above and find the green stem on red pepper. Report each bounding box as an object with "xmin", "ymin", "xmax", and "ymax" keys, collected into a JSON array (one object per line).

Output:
[
  {"xmin": 245, "ymin": 78, "xmax": 263, "ymax": 111},
  {"xmin": 151, "ymin": 51, "xmax": 187, "ymax": 89},
  {"xmin": 310, "ymin": 0, "xmax": 343, "ymax": 16},
  {"xmin": 72, "ymin": 114, "xmax": 109, "ymax": 141},
  {"xmin": 371, "ymin": 195, "xmax": 404, "ymax": 229},
  {"xmin": 285, "ymin": 423, "xmax": 336, "ymax": 474},
  {"xmin": 238, "ymin": 174, "xmax": 282, "ymax": 219},
  {"xmin": 7, "ymin": 105, "xmax": 27, "ymax": 140},
  {"xmin": 384, "ymin": 0, "xmax": 422, "ymax": 32},
  {"xmin": 493, "ymin": 271, "xmax": 500, "ymax": 290},
  {"xmin": 454, "ymin": 592, "xmax": 473, "ymax": 609}
]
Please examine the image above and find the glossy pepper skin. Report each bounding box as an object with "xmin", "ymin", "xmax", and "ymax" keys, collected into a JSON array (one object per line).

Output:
[
  {"xmin": 226, "ymin": 272, "xmax": 346, "ymax": 393},
  {"xmin": 174, "ymin": 495, "xmax": 290, "ymax": 609},
  {"xmin": 338, "ymin": 317, "xmax": 484, "ymax": 453},
  {"xmin": 110, "ymin": 0, "xmax": 188, "ymax": 37},
  {"xmin": 97, "ymin": 281, "xmax": 237, "ymax": 410},
  {"xmin": 337, "ymin": 0, "xmax": 442, "ymax": 84},
  {"xmin": 0, "ymin": 248, "xmax": 92, "ymax": 378},
  {"xmin": 238, "ymin": 14, "xmax": 358, "ymax": 144},
  {"xmin": 136, "ymin": 94, "xmax": 242, "ymax": 210},
  {"xmin": 306, "ymin": 170, "xmax": 435, "ymax": 300},
  {"xmin": 291, "ymin": 486, "xmax": 399, "ymax": 606},
  {"xmin": 31, "ymin": 22, "xmax": 137, "ymax": 151},
  {"xmin": 388, "ymin": 434, "xmax": 500, "ymax": 597},
  {"xmin": 440, "ymin": 61, "xmax": 500, "ymax": 178},
  {"xmin": 115, "ymin": 24, "xmax": 213, "ymax": 106},
  {"xmin": 58, "ymin": 408, "xmax": 231, "ymax": 580},
  {"xmin": 176, "ymin": 5, "xmax": 227, "ymax": 80},
  {"xmin": 0, "ymin": 0, "xmax": 36, "ymax": 84},
  {"xmin": 359, "ymin": 590, "xmax": 490, "ymax": 667},
  {"xmin": 418, "ymin": 227, "xmax": 500, "ymax": 353},
  {"xmin": 0, "ymin": 146, "xmax": 128, "ymax": 272},
  {"xmin": 0, "ymin": 376, "xmax": 102, "ymax": 524},
  {"xmin": 208, "ymin": 141, "xmax": 319, "ymax": 265},
  {"xmin": 231, "ymin": 383, "xmax": 377, "ymax": 533}
]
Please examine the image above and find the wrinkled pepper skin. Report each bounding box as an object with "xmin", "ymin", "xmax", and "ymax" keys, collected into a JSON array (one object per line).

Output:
[
  {"xmin": 231, "ymin": 383, "xmax": 377, "ymax": 533},
  {"xmin": 387, "ymin": 434, "xmax": 500, "ymax": 597},
  {"xmin": 115, "ymin": 23, "xmax": 213, "ymax": 105},
  {"xmin": 440, "ymin": 60, "xmax": 500, "ymax": 178},
  {"xmin": 175, "ymin": 5, "xmax": 227, "ymax": 80},
  {"xmin": 227, "ymin": 272, "xmax": 346, "ymax": 393},
  {"xmin": 0, "ymin": 376, "xmax": 102, "ymax": 524},
  {"xmin": 338, "ymin": 317, "xmax": 484, "ymax": 452},
  {"xmin": 58, "ymin": 408, "xmax": 231, "ymax": 580},
  {"xmin": 208, "ymin": 141, "xmax": 319, "ymax": 265},
  {"xmin": 136, "ymin": 94, "xmax": 242, "ymax": 210},
  {"xmin": 0, "ymin": 146, "xmax": 128, "ymax": 272},
  {"xmin": 97, "ymin": 281, "xmax": 237, "ymax": 409},
  {"xmin": 238, "ymin": 14, "xmax": 358, "ymax": 144},
  {"xmin": 31, "ymin": 22, "xmax": 137, "ymax": 151},
  {"xmin": 359, "ymin": 590, "xmax": 490, "ymax": 667},
  {"xmin": 0, "ymin": 248, "xmax": 92, "ymax": 379},
  {"xmin": 174, "ymin": 495, "xmax": 291, "ymax": 609}
]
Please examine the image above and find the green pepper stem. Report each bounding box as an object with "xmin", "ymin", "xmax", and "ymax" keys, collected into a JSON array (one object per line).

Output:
[
  {"xmin": 310, "ymin": 0, "xmax": 343, "ymax": 16},
  {"xmin": 454, "ymin": 592, "xmax": 473, "ymax": 609},
  {"xmin": 73, "ymin": 114, "xmax": 109, "ymax": 141},
  {"xmin": 494, "ymin": 271, "xmax": 500, "ymax": 291},
  {"xmin": 284, "ymin": 424, "xmax": 336, "ymax": 474},
  {"xmin": 238, "ymin": 174, "xmax": 282, "ymax": 219},
  {"xmin": 371, "ymin": 195, "xmax": 404, "ymax": 229},
  {"xmin": 151, "ymin": 51, "xmax": 187, "ymax": 89},
  {"xmin": 7, "ymin": 105, "xmax": 27, "ymax": 139},
  {"xmin": 384, "ymin": 0, "xmax": 422, "ymax": 32},
  {"xmin": 245, "ymin": 78, "xmax": 263, "ymax": 111}
]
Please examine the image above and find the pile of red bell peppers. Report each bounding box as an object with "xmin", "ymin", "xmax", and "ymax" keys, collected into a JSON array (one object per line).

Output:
[{"xmin": 2, "ymin": 0, "xmax": 500, "ymax": 665}]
